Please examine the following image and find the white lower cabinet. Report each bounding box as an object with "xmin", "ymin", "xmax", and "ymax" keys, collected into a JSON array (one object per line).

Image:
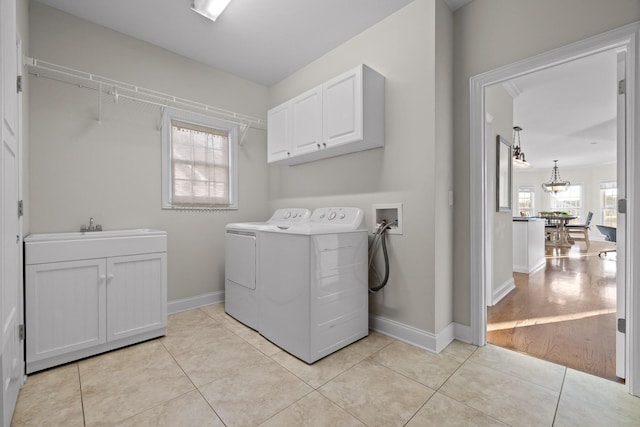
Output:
[
  {"xmin": 26, "ymin": 259, "xmax": 108, "ymax": 362},
  {"xmin": 25, "ymin": 229, "xmax": 167, "ymax": 373}
]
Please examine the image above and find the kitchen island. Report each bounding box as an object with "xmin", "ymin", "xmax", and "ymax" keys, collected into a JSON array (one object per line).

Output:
[{"xmin": 513, "ymin": 217, "xmax": 546, "ymax": 274}]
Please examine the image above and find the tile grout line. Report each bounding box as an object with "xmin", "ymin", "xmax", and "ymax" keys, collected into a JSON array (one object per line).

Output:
[
  {"xmin": 419, "ymin": 345, "xmax": 512, "ymax": 426},
  {"xmin": 551, "ymin": 368, "xmax": 568, "ymax": 426},
  {"xmin": 158, "ymin": 338, "xmax": 229, "ymax": 426},
  {"xmin": 76, "ymin": 363, "xmax": 87, "ymax": 427}
]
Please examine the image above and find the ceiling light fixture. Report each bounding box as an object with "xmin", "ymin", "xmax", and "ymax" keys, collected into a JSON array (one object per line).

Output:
[
  {"xmin": 542, "ymin": 160, "xmax": 571, "ymax": 193},
  {"xmin": 191, "ymin": 0, "xmax": 232, "ymax": 22},
  {"xmin": 512, "ymin": 126, "xmax": 531, "ymax": 169}
]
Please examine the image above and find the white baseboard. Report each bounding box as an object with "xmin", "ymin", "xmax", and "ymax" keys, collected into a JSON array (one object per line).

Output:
[
  {"xmin": 453, "ymin": 322, "xmax": 472, "ymax": 344},
  {"xmin": 369, "ymin": 315, "xmax": 472, "ymax": 353},
  {"xmin": 513, "ymin": 259, "xmax": 545, "ymax": 274},
  {"xmin": 172, "ymin": 294, "xmax": 474, "ymax": 353},
  {"xmin": 168, "ymin": 291, "xmax": 224, "ymax": 314},
  {"xmin": 492, "ymin": 277, "xmax": 515, "ymax": 306}
]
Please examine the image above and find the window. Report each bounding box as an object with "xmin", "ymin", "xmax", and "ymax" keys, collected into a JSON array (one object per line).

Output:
[
  {"xmin": 600, "ymin": 181, "xmax": 617, "ymax": 227},
  {"xmin": 517, "ymin": 187, "xmax": 535, "ymax": 216},
  {"xmin": 162, "ymin": 110, "xmax": 238, "ymax": 210},
  {"xmin": 549, "ymin": 184, "xmax": 582, "ymax": 221}
]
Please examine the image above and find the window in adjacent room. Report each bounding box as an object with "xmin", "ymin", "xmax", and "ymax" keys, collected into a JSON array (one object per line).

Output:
[
  {"xmin": 161, "ymin": 109, "xmax": 238, "ymax": 210},
  {"xmin": 600, "ymin": 180, "xmax": 617, "ymax": 227},
  {"xmin": 517, "ymin": 186, "xmax": 535, "ymax": 216},
  {"xmin": 549, "ymin": 184, "xmax": 582, "ymax": 221}
]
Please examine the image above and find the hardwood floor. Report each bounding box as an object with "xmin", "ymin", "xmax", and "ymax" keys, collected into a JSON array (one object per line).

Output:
[{"xmin": 487, "ymin": 240, "xmax": 621, "ymax": 382}]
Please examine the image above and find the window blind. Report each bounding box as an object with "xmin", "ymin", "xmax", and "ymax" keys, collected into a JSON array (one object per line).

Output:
[{"xmin": 171, "ymin": 119, "xmax": 230, "ymax": 207}]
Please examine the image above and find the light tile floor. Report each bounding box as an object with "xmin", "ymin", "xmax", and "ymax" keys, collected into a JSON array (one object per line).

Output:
[{"xmin": 11, "ymin": 304, "xmax": 640, "ymax": 426}]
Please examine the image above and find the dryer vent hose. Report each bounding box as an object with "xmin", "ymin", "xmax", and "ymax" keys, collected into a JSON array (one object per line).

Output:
[{"xmin": 368, "ymin": 220, "xmax": 394, "ymax": 293}]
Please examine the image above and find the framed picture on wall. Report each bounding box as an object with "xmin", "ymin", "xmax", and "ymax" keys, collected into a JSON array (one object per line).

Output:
[{"xmin": 496, "ymin": 135, "xmax": 512, "ymax": 212}]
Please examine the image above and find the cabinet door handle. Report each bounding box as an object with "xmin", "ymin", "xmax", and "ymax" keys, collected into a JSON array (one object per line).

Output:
[
  {"xmin": 107, "ymin": 274, "xmax": 114, "ymax": 282},
  {"xmin": 317, "ymin": 143, "xmax": 321, "ymax": 149},
  {"xmin": 99, "ymin": 275, "xmax": 106, "ymax": 283}
]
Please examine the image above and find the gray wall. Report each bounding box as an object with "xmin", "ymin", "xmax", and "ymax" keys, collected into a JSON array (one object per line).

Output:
[
  {"xmin": 452, "ymin": 0, "xmax": 640, "ymax": 327},
  {"xmin": 28, "ymin": 3, "xmax": 270, "ymax": 301},
  {"xmin": 268, "ymin": 0, "xmax": 454, "ymax": 335}
]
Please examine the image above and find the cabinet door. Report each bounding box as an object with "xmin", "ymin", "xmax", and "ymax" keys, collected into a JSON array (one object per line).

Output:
[
  {"xmin": 106, "ymin": 253, "xmax": 167, "ymax": 341},
  {"xmin": 267, "ymin": 102, "xmax": 292, "ymax": 163},
  {"xmin": 323, "ymin": 66, "xmax": 363, "ymax": 147},
  {"xmin": 291, "ymin": 86, "xmax": 323, "ymax": 156},
  {"xmin": 26, "ymin": 259, "xmax": 107, "ymax": 364}
]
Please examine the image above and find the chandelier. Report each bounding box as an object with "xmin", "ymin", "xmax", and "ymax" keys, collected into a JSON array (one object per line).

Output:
[
  {"xmin": 512, "ymin": 126, "xmax": 530, "ymax": 168},
  {"xmin": 542, "ymin": 160, "xmax": 570, "ymax": 193}
]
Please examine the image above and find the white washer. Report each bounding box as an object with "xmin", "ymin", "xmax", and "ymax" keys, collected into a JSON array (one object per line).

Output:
[
  {"xmin": 225, "ymin": 208, "xmax": 311, "ymax": 330},
  {"xmin": 258, "ymin": 207, "xmax": 368, "ymax": 363}
]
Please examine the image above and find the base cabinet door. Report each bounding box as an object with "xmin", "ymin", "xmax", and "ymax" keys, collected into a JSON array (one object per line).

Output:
[
  {"xmin": 106, "ymin": 253, "xmax": 167, "ymax": 341},
  {"xmin": 26, "ymin": 259, "xmax": 107, "ymax": 365}
]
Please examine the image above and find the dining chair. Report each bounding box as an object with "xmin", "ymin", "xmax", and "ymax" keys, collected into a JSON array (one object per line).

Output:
[{"xmin": 565, "ymin": 211, "xmax": 593, "ymax": 249}]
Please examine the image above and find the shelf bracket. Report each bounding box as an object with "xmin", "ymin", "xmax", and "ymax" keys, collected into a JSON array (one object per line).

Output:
[
  {"xmin": 97, "ymin": 82, "xmax": 102, "ymax": 124},
  {"xmin": 239, "ymin": 122, "xmax": 250, "ymax": 146}
]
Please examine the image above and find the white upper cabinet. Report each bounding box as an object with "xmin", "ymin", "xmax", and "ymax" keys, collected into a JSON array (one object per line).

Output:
[
  {"xmin": 323, "ymin": 67, "xmax": 363, "ymax": 147},
  {"xmin": 291, "ymin": 86, "xmax": 323, "ymax": 156},
  {"xmin": 267, "ymin": 64, "xmax": 384, "ymax": 165},
  {"xmin": 267, "ymin": 102, "xmax": 292, "ymax": 163}
]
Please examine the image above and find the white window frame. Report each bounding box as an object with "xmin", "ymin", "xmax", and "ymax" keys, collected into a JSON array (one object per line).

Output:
[
  {"xmin": 161, "ymin": 109, "xmax": 238, "ymax": 210},
  {"xmin": 549, "ymin": 183, "xmax": 583, "ymax": 221},
  {"xmin": 600, "ymin": 180, "xmax": 617, "ymax": 227},
  {"xmin": 517, "ymin": 186, "xmax": 535, "ymax": 216}
]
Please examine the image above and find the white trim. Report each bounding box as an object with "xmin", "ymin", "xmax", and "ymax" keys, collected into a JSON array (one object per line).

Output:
[
  {"xmin": 492, "ymin": 277, "xmax": 515, "ymax": 306},
  {"xmin": 369, "ymin": 315, "xmax": 438, "ymax": 352},
  {"xmin": 513, "ymin": 259, "xmax": 546, "ymax": 275},
  {"xmin": 368, "ymin": 315, "xmax": 470, "ymax": 353},
  {"xmin": 168, "ymin": 291, "xmax": 224, "ymax": 314},
  {"xmin": 454, "ymin": 323, "xmax": 472, "ymax": 344},
  {"xmin": 470, "ymin": 22, "xmax": 640, "ymax": 396},
  {"xmin": 161, "ymin": 108, "xmax": 239, "ymax": 211},
  {"xmin": 502, "ymin": 80, "xmax": 522, "ymax": 99}
]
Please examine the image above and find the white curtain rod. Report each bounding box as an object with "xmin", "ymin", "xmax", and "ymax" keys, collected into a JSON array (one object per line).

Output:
[{"xmin": 24, "ymin": 57, "xmax": 267, "ymax": 143}]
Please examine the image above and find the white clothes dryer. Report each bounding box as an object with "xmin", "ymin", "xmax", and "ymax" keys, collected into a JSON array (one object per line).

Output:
[
  {"xmin": 225, "ymin": 208, "xmax": 311, "ymax": 330},
  {"xmin": 258, "ymin": 207, "xmax": 368, "ymax": 363}
]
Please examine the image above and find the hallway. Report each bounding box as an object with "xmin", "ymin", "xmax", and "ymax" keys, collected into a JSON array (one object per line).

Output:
[{"xmin": 488, "ymin": 240, "xmax": 619, "ymax": 382}]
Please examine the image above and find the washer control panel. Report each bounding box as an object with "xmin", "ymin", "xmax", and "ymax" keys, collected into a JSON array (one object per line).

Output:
[
  {"xmin": 269, "ymin": 208, "xmax": 311, "ymax": 223},
  {"xmin": 311, "ymin": 207, "xmax": 365, "ymax": 229}
]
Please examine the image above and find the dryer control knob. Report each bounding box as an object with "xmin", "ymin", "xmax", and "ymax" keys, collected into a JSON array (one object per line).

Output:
[
  {"xmin": 292, "ymin": 213, "xmax": 298, "ymax": 218},
  {"xmin": 339, "ymin": 213, "xmax": 346, "ymax": 219},
  {"xmin": 319, "ymin": 213, "xmax": 326, "ymax": 219},
  {"xmin": 284, "ymin": 211, "xmax": 291, "ymax": 219},
  {"xmin": 328, "ymin": 212, "xmax": 337, "ymax": 220}
]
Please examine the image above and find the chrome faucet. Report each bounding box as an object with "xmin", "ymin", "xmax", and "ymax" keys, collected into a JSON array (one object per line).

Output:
[{"xmin": 81, "ymin": 217, "xmax": 102, "ymax": 232}]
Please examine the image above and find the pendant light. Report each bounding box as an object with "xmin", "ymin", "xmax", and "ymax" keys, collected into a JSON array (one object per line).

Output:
[
  {"xmin": 512, "ymin": 126, "xmax": 531, "ymax": 169},
  {"xmin": 542, "ymin": 160, "xmax": 571, "ymax": 193}
]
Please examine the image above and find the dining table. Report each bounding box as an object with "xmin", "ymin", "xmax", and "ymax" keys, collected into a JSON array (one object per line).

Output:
[{"xmin": 538, "ymin": 213, "xmax": 577, "ymax": 248}]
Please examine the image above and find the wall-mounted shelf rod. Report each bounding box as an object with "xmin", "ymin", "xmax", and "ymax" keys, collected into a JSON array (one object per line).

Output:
[{"xmin": 24, "ymin": 57, "xmax": 267, "ymax": 144}]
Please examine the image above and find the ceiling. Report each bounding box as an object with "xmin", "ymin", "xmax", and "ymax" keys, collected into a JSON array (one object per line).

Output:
[
  {"xmin": 35, "ymin": 0, "xmax": 423, "ymax": 86},
  {"xmin": 507, "ymin": 49, "xmax": 618, "ymax": 170},
  {"xmin": 35, "ymin": 0, "xmax": 473, "ymax": 86}
]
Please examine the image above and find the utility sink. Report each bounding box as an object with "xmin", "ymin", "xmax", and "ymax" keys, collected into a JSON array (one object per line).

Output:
[{"xmin": 25, "ymin": 229, "xmax": 167, "ymax": 265}]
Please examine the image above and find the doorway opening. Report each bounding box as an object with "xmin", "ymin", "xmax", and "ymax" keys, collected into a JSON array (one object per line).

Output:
[
  {"xmin": 469, "ymin": 22, "xmax": 640, "ymax": 396},
  {"xmin": 484, "ymin": 50, "xmax": 621, "ymax": 382}
]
